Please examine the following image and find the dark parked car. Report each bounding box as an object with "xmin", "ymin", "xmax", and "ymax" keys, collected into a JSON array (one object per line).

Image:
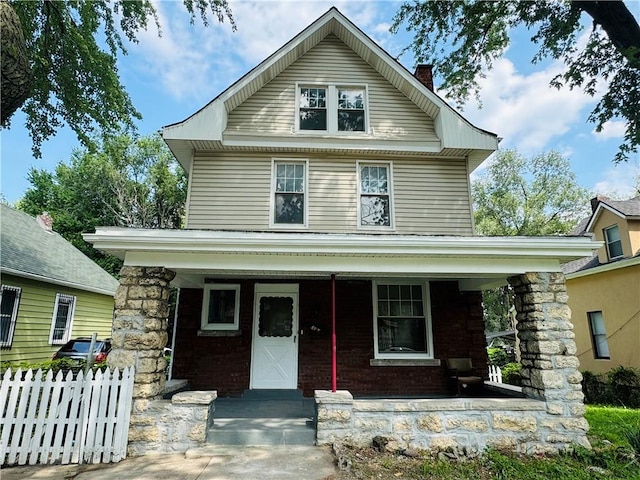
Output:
[{"xmin": 52, "ymin": 337, "xmax": 112, "ymax": 363}]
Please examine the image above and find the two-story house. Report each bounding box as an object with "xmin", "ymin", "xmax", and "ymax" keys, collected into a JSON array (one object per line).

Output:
[
  {"xmin": 563, "ymin": 196, "xmax": 640, "ymax": 374},
  {"xmin": 86, "ymin": 8, "xmax": 597, "ymax": 454}
]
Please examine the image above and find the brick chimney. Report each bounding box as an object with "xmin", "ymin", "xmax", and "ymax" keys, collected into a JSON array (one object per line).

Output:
[
  {"xmin": 413, "ymin": 64, "xmax": 434, "ymax": 91},
  {"xmin": 36, "ymin": 212, "xmax": 53, "ymax": 232}
]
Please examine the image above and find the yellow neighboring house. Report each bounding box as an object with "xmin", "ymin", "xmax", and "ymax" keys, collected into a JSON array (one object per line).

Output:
[
  {"xmin": 0, "ymin": 205, "xmax": 118, "ymax": 363},
  {"xmin": 563, "ymin": 196, "xmax": 640, "ymax": 374}
]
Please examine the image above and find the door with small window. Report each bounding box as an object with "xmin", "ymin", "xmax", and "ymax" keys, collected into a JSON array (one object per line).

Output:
[{"xmin": 250, "ymin": 284, "xmax": 299, "ymax": 389}]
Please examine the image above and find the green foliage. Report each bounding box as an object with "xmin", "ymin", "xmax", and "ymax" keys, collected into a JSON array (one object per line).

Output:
[
  {"xmin": 586, "ymin": 405, "xmax": 640, "ymax": 452},
  {"xmin": 391, "ymin": 1, "xmax": 640, "ymax": 163},
  {"xmin": 0, "ymin": 357, "xmax": 107, "ymax": 378},
  {"xmin": 583, "ymin": 367, "xmax": 640, "ymax": 408},
  {"xmin": 17, "ymin": 134, "xmax": 187, "ymax": 276},
  {"xmin": 487, "ymin": 347, "xmax": 509, "ymax": 367},
  {"xmin": 501, "ymin": 362, "xmax": 522, "ymax": 387},
  {"xmin": 482, "ymin": 286, "xmax": 513, "ymax": 333},
  {"xmin": 6, "ymin": 1, "xmax": 234, "ymax": 157},
  {"xmin": 472, "ymin": 150, "xmax": 590, "ymax": 236}
]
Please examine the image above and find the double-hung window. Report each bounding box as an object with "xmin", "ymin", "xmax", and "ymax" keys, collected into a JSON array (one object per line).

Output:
[
  {"xmin": 271, "ymin": 159, "xmax": 307, "ymax": 227},
  {"xmin": 298, "ymin": 84, "xmax": 367, "ymax": 133},
  {"xmin": 588, "ymin": 311, "xmax": 610, "ymax": 359},
  {"xmin": 49, "ymin": 293, "xmax": 76, "ymax": 345},
  {"xmin": 0, "ymin": 285, "xmax": 21, "ymax": 347},
  {"xmin": 373, "ymin": 282, "xmax": 433, "ymax": 359},
  {"xmin": 201, "ymin": 284, "xmax": 241, "ymax": 331},
  {"xmin": 604, "ymin": 225, "xmax": 623, "ymax": 260},
  {"xmin": 358, "ymin": 162, "xmax": 393, "ymax": 228}
]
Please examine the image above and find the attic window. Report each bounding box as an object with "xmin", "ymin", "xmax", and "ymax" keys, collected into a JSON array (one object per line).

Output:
[
  {"xmin": 297, "ymin": 84, "xmax": 367, "ymax": 133},
  {"xmin": 604, "ymin": 225, "xmax": 623, "ymax": 260}
]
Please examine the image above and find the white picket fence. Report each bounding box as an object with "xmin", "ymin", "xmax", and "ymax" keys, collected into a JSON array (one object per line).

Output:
[
  {"xmin": 0, "ymin": 366, "xmax": 134, "ymax": 466},
  {"xmin": 488, "ymin": 365, "xmax": 503, "ymax": 383}
]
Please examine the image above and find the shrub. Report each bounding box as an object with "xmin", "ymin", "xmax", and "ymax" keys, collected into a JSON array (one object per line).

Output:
[
  {"xmin": 487, "ymin": 347, "xmax": 509, "ymax": 367},
  {"xmin": 501, "ymin": 362, "xmax": 522, "ymax": 387},
  {"xmin": 582, "ymin": 366, "xmax": 640, "ymax": 408}
]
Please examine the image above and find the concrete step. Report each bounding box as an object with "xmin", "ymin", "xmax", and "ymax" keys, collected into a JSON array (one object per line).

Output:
[{"xmin": 207, "ymin": 417, "xmax": 316, "ymax": 446}]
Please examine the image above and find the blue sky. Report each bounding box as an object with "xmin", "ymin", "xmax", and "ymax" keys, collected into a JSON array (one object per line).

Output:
[{"xmin": 2, "ymin": 0, "xmax": 639, "ymax": 205}]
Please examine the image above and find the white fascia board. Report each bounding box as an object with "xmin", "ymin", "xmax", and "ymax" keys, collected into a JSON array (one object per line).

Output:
[
  {"xmin": 162, "ymin": 100, "xmax": 226, "ymax": 142},
  {"xmin": 565, "ymin": 255, "xmax": 640, "ymax": 280},
  {"xmin": 84, "ymin": 228, "xmax": 600, "ymax": 263},
  {"xmin": 585, "ymin": 203, "xmax": 627, "ymax": 232},
  {"xmin": 1, "ymin": 267, "xmax": 117, "ymax": 296}
]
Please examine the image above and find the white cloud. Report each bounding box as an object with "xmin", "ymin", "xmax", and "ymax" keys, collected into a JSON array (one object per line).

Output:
[
  {"xmin": 458, "ymin": 56, "xmax": 600, "ymax": 154},
  {"xmin": 592, "ymin": 120, "xmax": 626, "ymax": 141},
  {"xmin": 593, "ymin": 161, "xmax": 640, "ymax": 199}
]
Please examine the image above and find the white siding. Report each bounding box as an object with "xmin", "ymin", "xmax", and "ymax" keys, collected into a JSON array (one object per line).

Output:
[
  {"xmin": 226, "ymin": 34, "xmax": 437, "ymax": 141},
  {"xmin": 187, "ymin": 153, "xmax": 473, "ymax": 235}
]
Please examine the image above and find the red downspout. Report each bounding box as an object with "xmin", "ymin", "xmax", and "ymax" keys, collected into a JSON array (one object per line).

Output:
[{"xmin": 331, "ymin": 273, "xmax": 337, "ymax": 392}]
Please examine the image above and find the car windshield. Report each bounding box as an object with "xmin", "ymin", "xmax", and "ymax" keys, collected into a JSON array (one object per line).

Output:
[{"xmin": 59, "ymin": 340, "xmax": 103, "ymax": 353}]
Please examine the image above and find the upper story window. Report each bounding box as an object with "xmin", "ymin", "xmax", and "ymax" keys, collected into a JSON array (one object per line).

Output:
[
  {"xmin": 271, "ymin": 159, "xmax": 308, "ymax": 228},
  {"xmin": 604, "ymin": 225, "xmax": 623, "ymax": 260},
  {"xmin": 1, "ymin": 285, "xmax": 21, "ymax": 348},
  {"xmin": 49, "ymin": 293, "xmax": 76, "ymax": 345},
  {"xmin": 373, "ymin": 282, "xmax": 433, "ymax": 359},
  {"xmin": 201, "ymin": 284, "xmax": 241, "ymax": 331},
  {"xmin": 298, "ymin": 84, "xmax": 367, "ymax": 133},
  {"xmin": 358, "ymin": 162, "xmax": 394, "ymax": 229}
]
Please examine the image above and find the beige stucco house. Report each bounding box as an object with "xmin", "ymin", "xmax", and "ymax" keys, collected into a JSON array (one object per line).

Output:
[
  {"xmin": 85, "ymin": 8, "xmax": 599, "ymax": 456},
  {"xmin": 564, "ymin": 196, "xmax": 640, "ymax": 374}
]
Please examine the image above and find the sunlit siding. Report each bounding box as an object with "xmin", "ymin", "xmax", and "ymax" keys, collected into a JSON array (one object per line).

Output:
[
  {"xmin": 225, "ymin": 34, "xmax": 437, "ymax": 141},
  {"xmin": 1, "ymin": 274, "xmax": 114, "ymax": 364},
  {"xmin": 187, "ymin": 153, "xmax": 473, "ymax": 235}
]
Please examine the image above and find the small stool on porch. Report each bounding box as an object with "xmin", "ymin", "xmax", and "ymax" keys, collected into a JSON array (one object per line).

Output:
[{"xmin": 446, "ymin": 358, "xmax": 484, "ymax": 396}]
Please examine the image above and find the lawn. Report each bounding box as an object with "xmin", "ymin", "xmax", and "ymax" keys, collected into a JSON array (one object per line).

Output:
[{"xmin": 327, "ymin": 406, "xmax": 640, "ymax": 480}]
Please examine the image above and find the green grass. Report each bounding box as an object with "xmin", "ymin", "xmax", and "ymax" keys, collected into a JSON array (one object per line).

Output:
[{"xmin": 586, "ymin": 405, "xmax": 640, "ymax": 447}]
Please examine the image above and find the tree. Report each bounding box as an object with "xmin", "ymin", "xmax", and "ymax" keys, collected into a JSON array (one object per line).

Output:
[
  {"xmin": 0, "ymin": 1, "xmax": 234, "ymax": 157},
  {"xmin": 18, "ymin": 134, "xmax": 187, "ymax": 276},
  {"xmin": 471, "ymin": 149, "xmax": 590, "ymax": 332},
  {"xmin": 392, "ymin": 1, "xmax": 640, "ymax": 163},
  {"xmin": 472, "ymin": 150, "xmax": 590, "ymax": 236}
]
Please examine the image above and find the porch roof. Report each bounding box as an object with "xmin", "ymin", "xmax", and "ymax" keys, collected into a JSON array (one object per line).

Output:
[{"xmin": 84, "ymin": 228, "xmax": 600, "ymax": 290}]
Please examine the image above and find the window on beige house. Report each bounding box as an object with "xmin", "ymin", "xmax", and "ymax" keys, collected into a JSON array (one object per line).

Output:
[
  {"xmin": 298, "ymin": 85, "xmax": 367, "ymax": 133},
  {"xmin": 604, "ymin": 225, "xmax": 623, "ymax": 260},
  {"xmin": 588, "ymin": 311, "xmax": 610, "ymax": 359}
]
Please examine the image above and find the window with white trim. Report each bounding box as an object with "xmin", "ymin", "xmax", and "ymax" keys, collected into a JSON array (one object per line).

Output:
[
  {"xmin": 588, "ymin": 311, "xmax": 610, "ymax": 359},
  {"xmin": 271, "ymin": 159, "xmax": 307, "ymax": 227},
  {"xmin": 604, "ymin": 225, "xmax": 623, "ymax": 260},
  {"xmin": 49, "ymin": 294, "xmax": 76, "ymax": 345},
  {"xmin": 0, "ymin": 285, "xmax": 21, "ymax": 348},
  {"xmin": 298, "ymin": 84, "xmax": 367, "ymax": 133},
  {"xmin": 201, "ymin": 284, "xmax": 241, "ymax": 331},
  {"xmin": 373, "ymin": 282, "xmax": 433, "ymax": 359},
  {"xmin": 358, "ymin": 162, "xmax": 393, "ymax": 228}
]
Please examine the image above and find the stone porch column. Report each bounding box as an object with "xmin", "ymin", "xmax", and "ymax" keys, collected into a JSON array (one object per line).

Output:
[
  {"xmin": 508, "ymin": 272, "xmax": 589, "ymax": 447},
  {"xmin": 108, "ymin": 266, "xmax": 176, "ymax": 401}
]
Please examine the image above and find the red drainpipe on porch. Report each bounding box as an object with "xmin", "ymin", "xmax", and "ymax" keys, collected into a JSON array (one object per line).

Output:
[{"xmin": 331, "ymin": 273, "xmax": 337, "ymax": 392}]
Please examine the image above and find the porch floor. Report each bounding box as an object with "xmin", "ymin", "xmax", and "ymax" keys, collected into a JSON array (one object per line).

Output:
[{"xmin": 208, "ymin": 390, "xmax": 316, "ymax": 446}]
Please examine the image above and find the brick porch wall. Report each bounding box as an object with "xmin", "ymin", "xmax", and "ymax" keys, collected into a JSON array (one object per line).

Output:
[{"xmin": 172, "ymin": 279, "xmax": 487, "ymax": 397}]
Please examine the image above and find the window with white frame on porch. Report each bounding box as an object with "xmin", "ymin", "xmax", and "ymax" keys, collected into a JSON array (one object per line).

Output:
[
  {"xmin": 373, "ymin": 282, "xmax": 433, "ymax": 359},
  {"xmin": 358, "ymin": 162, "xmax": 393, "ymax": 228},
  {"xmin": 49, "ymin": 293, "xmax": 76, "ymax": 345},
  {"xmin": 271, "ymin": 159, "xmax": 307, "ymax": 227},
  {"xmin": 297, "ymin": 84, "xmax": 367, "ymax": 133},
  {"xmin": 201, "ymin": 284, "xmax": 241, "ymax": 331},
  {"xmin": 0, "ymin": 285, "xmax": 21, "ymax": 348}
]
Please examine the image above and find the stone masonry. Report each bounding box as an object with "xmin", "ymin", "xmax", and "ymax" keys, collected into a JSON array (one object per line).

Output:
[
  {"xmin": 109, "ymin": 266, "xmax": 217, "ymax": 455},
  {"xmin": 315, "ymin": 271, "xmax": 590, "ymax": 455}
]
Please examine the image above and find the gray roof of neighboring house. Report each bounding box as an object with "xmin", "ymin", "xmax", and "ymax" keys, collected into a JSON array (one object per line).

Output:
[
  {"xmin": 561, "ymin": 253, "xmax": 600, "ymax": 275},
  {"xmin": 600, "ymin": 196, "xmax": 640, "ymax": 217},
  {"xmin": 0, "ymin": 205, "xmax": 119, "ymax": 295}
]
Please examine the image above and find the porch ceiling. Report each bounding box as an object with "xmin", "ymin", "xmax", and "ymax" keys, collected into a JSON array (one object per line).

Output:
[{"xmin": 84, "ymin": 228, "xmax": 600, "ymax": 290}]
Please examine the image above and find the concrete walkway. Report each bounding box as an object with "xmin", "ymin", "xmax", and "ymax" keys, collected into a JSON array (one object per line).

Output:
[{"xmin": 0, "ymin": 446, "xmax": 337, "ymax": 480}]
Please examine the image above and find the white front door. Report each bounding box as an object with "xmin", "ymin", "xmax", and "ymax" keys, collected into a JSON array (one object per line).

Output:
[{"xmin": 250, "ymin": 284, "xmax": 299, "ymax": 389}]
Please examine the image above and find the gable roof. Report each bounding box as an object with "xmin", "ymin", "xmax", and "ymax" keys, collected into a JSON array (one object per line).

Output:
[
  {"xmin": 162, "ymin": 7, "xmax": 498, "ymax": 173},
  {"xmin": 585, "ymin": 196, "xmax": 640, "ymax": 232},
  {"xmin": 0, "ymin": 205, "xmax": 119, "ymax": 295}
]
